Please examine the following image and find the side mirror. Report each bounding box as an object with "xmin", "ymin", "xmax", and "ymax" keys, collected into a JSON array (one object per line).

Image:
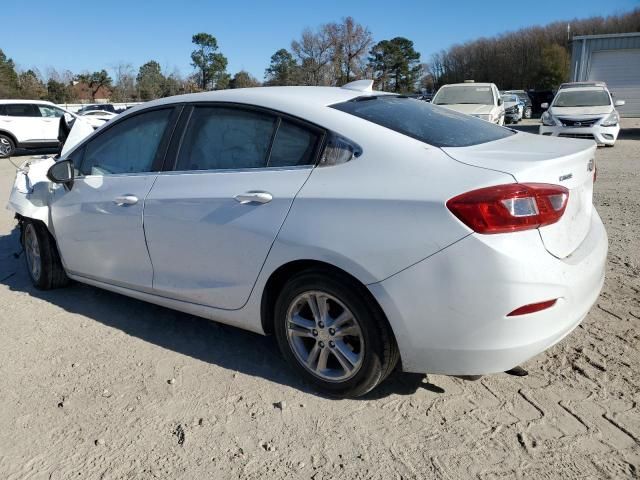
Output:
[
  {"xmin": 498, "ymin": 98, "xmax": 503, "ymax": 106},
  {"xmin": 541, "ymin": 102, "xmax": 549, "ymax": 109},
  {"xmin": 47, "ymin": 159, "xmax": 74, "ymax": 189},
  {"xmin": 614, "ymin": 99, "xmax": 626, "ymax": 107}
]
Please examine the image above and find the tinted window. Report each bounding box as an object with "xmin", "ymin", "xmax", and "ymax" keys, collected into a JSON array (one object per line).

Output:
[
  {"xmin": 331, "ymin": 96, "xmax": 514, "ymax": 148},
  {"xmin": 80, "ymin": 108, "xmax": 172, "ymax": 176},
  {"xmin": 176, "ymin": 107, "xmax": 276, "ymax": 171},
  {"xmin": 268, "ymin": 120, "xmax": 320, "ymax": 167},
  {"xmin": 5, "ymin": 104, "xmax": 41, "ymax": 117}
]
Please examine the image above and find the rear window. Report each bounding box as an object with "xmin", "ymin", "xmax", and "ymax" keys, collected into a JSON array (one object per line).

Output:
[{"xmin": 331, "ymin": 96, "xmax": 514, "ymax": 148}]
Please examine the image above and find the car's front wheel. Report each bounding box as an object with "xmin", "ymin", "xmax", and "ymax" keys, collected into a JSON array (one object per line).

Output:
[
  {"xmin": 274, "ymin": 270, "xmax": 399, "ymax": 398},
  {"xmin": 22, "ymin": 220, "xmax": 70, "ymax": 290},
  {"xmin": 0, "ymin": 134, "xmax": 15, "ymax": 158}
]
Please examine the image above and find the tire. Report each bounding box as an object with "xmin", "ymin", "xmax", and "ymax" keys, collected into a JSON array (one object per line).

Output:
[
  {"xmin": 22, "ymin": 219, "xmax": 70, "ymax": 290},
  {"xmin": 524, "ymin": 107, "xmax": 532, "ymax": 119},
  {"xmin": 274, "ymin": 269, "xmax": 399, "ymax": 398},
  {"xmin": 0, "ymin": 134, "xmax": 15, "ymax": 158}
]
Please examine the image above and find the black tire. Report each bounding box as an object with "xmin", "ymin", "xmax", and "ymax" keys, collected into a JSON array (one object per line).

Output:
[
  {"xmin": 0, "ymin": 134, "xmax": 15, "ymax": 158},
  {"xmin": 21, "ymin": 219, "xmax": 70, "ymax": 290},
  {"xmin": 274, "ymin": 269, "xmax": 399, "ymax": 398}
]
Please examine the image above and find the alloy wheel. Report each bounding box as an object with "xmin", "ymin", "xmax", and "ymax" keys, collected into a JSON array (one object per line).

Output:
[
  {"xmin": 286, "ymin": 291, "xmax": 364, "ymax": 382},
  {"xmin": 24, "ymin": 223, "xmax": 41, "ymax": 281},
  {"xmin": 0, "ymin": 137, "xmax": 12, "ymax": 157}
]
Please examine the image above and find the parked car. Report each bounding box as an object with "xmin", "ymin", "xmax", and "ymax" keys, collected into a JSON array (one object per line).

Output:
[
  {"xmin": 0, "ymin": 100, "xmax": 110, "ymax": 158},
  {"xmin": 76, "ymin": 103, "xmax": 118, "ymax": 114},
  {"xmin": 528, "ymin": 90, "xmax": 556, "ymax": 116},
  {"xmin": 78, "ymin": 110, "xmax": 118, "ymax": 122},
  {"xmin": 501, "ymin": 93, "xmax": 523, "ymax": 124},
  {"xmin": 503, "ymin": 90, "xmax": 533, "ymax": 119},
  {"xmin": 539, "ymin": 82, "xmax": 624, "ymax": 146},
  {"xmin": 432, "ymin": 82, "xmax": 505, "ymax": 125},
  {"xmin": 8, "ymin": 81, "xmax": 607, "ymax": 397}
]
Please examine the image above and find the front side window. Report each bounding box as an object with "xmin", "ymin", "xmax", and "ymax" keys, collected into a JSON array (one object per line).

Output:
[
  {"xmin": 80, "ymin": 108, "xmax": 172, "ymax": 176},
  {"xmin": 552, "ymin": 90, "xmax": 611, "ymax": 107},
  {"xmin": 5, "ymin": 104, "xmax": 41, "ymax": 117},
  {"xmin": 268, "ymin": 120, "xmax": 320, "ymax": 167},
  {"xmin": 332, "ymin": 96, "xmax": 514, "ymax": 148},
  {"xmin": 176, "ymin": 107, "xmax": 276, "ymax": 171}
]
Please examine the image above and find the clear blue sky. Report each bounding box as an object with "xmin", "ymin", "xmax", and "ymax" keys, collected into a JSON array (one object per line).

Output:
[{"xmin": 4, "ymin": 0, "xmax": 638, "ymax": 80}]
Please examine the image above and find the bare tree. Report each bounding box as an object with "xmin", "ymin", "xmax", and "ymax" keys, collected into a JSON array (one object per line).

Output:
[
  {"xmin": 111, "ymin": 62, "xmax": 136, "ymax": 102},
  {"xmin": 326, "ymin": 17, "xmax": 372, "ymax": 85},
  {"xmin": 291, "ymin": 27, "xmax": 334, "ymax": 86}
]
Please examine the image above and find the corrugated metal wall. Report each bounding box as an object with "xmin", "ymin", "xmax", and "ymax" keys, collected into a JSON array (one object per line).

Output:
[
  {"xmin": 571, "ymin": 34, "xmax": 640, "ymax": 81},
  {"xmin": 571, "ymin": 33, "xmax": 640, "ymax": 117}
]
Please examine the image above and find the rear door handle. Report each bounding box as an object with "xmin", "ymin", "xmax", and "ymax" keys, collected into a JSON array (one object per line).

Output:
[
  {"xmin": 113, "ymin": 194, "xmax": 139, "ymax": 206},
  {"xmin": 234, "ymin": 191, "xmax": 273, "ymax": 204}
]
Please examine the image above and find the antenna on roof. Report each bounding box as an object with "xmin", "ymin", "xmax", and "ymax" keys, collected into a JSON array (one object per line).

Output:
[{"xmin": 341, "ymin": 79, "xmax": 374, "ymax": 92}]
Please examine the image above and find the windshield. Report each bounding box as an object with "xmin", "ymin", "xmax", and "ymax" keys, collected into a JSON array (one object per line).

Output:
[
  {"xmin": 433, "ymin": 86, "xmax": 494, "ymax": 105},
  {"xmin": 331, "ymin": 96, "xmax": 514, "ymax": 148},
  {"xmin": 553, "ymin": 90, "xmax": 611, "ymax": 107},
  {"xmin": 502, "ymin": 95, "xmax": 518, "ymax": 103}
]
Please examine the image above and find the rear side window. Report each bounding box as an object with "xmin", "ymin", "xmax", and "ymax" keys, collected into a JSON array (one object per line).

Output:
[
  {"xmin": 331, "ymin": 96, "xmax": 514, "ymax": 148},
  {"xmin": 81, "ymin": 108, "xmax": 172, "ymax": 176},
  {"xmin": 176, "ymin": 107, "xmax": 276, "ymax": 171},
  {"xmin": 4, "ymin": 104, "xmax": 41, "ymax": 117},
  {"xmin": 268, "ymin": 120, "xmax": 320, "ymax": 167}
]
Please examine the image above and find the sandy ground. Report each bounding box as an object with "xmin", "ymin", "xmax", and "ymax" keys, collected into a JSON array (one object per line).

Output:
[{"xmin": 0, "ymin": 119, "xmax": 638, "ymax": 479}]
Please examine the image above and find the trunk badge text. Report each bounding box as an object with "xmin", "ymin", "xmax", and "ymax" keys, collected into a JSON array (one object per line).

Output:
[{"xmin": 559, "ymin": 173, "xmax": 573, "ymax": 182}]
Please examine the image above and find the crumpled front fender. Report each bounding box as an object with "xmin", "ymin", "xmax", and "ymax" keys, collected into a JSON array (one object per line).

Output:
[{"xmin": 7, "ymin": 157, "xmax": 56, "ymax": 230}]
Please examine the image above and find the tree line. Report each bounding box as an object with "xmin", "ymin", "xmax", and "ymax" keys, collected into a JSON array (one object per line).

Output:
[
  {"xmin": 425, "ymin": 8, "xmax": 640, "ymax": 90},
  {"xmin": 0, "ymin": 8, "xmax": 638, "ymax": 104}
]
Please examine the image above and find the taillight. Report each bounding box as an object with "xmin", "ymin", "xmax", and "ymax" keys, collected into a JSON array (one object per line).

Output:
[{"xmin": 446, "ymin": 183, "xmax": 569, "ymax": 234}]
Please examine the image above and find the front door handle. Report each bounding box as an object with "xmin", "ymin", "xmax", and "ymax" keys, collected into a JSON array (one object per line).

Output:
[
  {"xmin": 234, "ymin": 191, "xmax": 273, "ymax": 204},
  {"xmin": 113, "ymin": 194, "xmax": 139, "ymax": 206}
]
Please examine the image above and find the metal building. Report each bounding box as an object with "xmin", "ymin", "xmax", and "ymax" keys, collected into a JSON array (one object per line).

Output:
[{"xmin": 571, "ymin": 32, "xmax": 640, "ymax": 117}]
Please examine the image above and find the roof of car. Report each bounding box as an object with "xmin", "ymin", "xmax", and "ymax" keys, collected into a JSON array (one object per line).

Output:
[
  {"xmin": 559, "ymin": 81, "xmax": 607, "ymax": 89},
  {"xmin": 121, "ymin": 86, "xmax": 394, "ymax": 127},
  {"xmin": 440, "ymin": 82, "xmax": 495, "ymax": 88},
  {"xmin": 556, "ymin": 86, "xmax": 607, "ymax": 92}
]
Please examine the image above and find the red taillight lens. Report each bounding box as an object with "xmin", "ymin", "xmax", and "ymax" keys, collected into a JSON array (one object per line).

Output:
[
  {"xmin": 507, "ymin": 299, "xmax": 557, "ymax": 316},
  {"xmin": 446, "ymin": 183, "xmax": 569, "ymax": 234}
]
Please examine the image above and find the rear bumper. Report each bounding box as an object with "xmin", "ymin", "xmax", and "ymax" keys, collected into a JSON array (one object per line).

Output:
[
  {"xmin": 539, "ymin": 124, "xmax": 620, "ymax": 145},
  {"xmin": 368, "ymin": 210, "xmax": 608, "ymax": 375}
]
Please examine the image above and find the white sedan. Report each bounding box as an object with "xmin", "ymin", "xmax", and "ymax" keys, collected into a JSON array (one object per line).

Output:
[{"xmin": 8, "ymin": 81, "xmax": 607, "ymax": 397}]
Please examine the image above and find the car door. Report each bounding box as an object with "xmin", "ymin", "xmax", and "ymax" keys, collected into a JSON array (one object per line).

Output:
[
  {"xmin": 37, "ymin": 104, "xmax": 66, "ymax": 141},
  {"xmin": 0, "ymin": 103, "xmax": 44, "ymax": 144},
  {"xmin": 49, "ymin": 107, "xmax": 178, "ymax": 289},
  {"xmin": 144, "ymin": 104, "xmax": 324, "ymax": 309}
]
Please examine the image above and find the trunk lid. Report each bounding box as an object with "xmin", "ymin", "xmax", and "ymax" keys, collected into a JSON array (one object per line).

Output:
[{"xmin": 442, "ymin": 132, "xmax": 596, "ymax": 258}]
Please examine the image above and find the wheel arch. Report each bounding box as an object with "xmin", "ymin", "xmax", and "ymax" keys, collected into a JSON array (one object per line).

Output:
[
  {"xmin": 0, "ymin": 129, "xmax": 18, "ymax": 147},
  {"xmin": 260, "ymin": 259, "xmax": 399, "ymax": 353}
]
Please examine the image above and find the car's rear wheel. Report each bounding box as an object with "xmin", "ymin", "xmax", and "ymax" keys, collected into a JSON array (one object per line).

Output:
[
  {"xmin": 22, "ymin": 220, "xmax": 70, "ymax": 290},
  {"xmin": 274, "ymin": 270, "xmax": 399, "ymax": 398},
  {"xmin": 0, "ymin": 134, "xmax": 15, "ymax": 158}
]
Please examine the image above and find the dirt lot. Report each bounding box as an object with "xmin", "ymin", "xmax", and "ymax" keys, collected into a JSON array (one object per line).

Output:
[{"xmin": 0, "ymin": 119, "xmax": 638, "ymax": 479}]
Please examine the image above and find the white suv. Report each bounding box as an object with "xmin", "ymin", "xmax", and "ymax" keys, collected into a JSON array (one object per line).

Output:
[
  {"xmin": 539, "ymin": 82, "xmax": 625, "ymax": 146},
  {"xmin": 0, "ymin": 100, "xmax": 73, "ymax": 158},
  {"xmin": 432, "ymin": 82, "xmax": 505, "ymax": 125}
]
